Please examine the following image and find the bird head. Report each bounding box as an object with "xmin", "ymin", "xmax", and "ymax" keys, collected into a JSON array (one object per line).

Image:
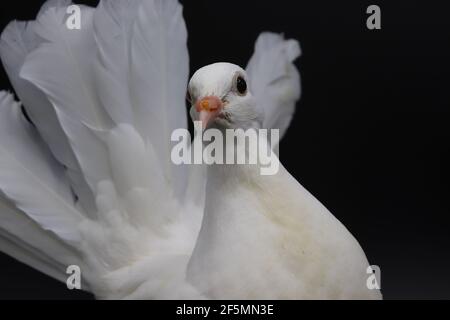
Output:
[{"xmin": 187, "ymin": 63, "xmax": 263, "ymax": 130}]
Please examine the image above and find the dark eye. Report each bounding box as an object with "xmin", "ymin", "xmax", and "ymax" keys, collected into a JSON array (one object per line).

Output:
[{"xmin": 236, "ymin": 76, "xmax": 247, "ymax": 95}]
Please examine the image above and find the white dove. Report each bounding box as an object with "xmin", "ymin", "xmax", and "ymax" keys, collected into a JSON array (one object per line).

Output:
[{"xmin": 0, "ymin": 0, "xmax": 381, "ymax": 299}]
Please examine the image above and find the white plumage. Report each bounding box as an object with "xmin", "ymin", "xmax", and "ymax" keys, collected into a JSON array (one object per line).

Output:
[{"xmin": 0, "ymin": 0, "xmax": 381, "ymax": 299}]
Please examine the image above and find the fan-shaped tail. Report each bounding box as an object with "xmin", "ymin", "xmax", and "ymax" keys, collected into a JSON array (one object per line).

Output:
[{"xmin": 0, "ymin": 0, "xmax": 198, "ymax": 298}]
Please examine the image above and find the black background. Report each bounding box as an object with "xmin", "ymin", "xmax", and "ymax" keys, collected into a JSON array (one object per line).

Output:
[{"xmin": 0, "ymin": 0, "xmax": 449, "ymax": 299}]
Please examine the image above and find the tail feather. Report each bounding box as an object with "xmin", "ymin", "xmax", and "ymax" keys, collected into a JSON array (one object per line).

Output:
[
  {"xmin": 19, "ymin": 4, "xmax": 117, "ymax": 198},
  {"xmin": 0, "ymin": 91, "xmax": 95, "ymax": 289},
  {"xmin": 0, "ymin": 18, "xmax": 97, "ymax": 216},
  {"xmin": 0, "ymin": 91, "xmax": 84, "ymax": 243},
  {"xmin": 0, "ymin": 194, "xmax": 88, "ymax": 289}
]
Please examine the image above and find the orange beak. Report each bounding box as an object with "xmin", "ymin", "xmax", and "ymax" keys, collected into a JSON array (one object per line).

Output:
[{"xmin": 195, "ymin": 96, "xmax": 223, "ymax": 129}]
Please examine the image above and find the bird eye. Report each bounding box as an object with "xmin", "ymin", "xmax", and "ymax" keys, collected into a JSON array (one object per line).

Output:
[{"xmin": 235, "ymin": 76, "xmax": 247, "ymax": 95}]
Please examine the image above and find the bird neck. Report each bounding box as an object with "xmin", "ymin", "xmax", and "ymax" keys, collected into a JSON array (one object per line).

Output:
[
  {"xmin": 202, "ymin": 131, "xmax": 282, "ymax": 241},
  {"xmin": 186, "ymin": 134, "xmax": 288, "ymax": 295}
]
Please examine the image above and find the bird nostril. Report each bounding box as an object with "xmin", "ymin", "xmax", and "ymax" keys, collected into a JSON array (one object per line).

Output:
[
  {"xmin": 197, "ymin": 96, "xmax": 222, "ymax": 112},
  {"xmin": 201, "ymin": 100, "xmax": 209, "ymax": 110}
]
